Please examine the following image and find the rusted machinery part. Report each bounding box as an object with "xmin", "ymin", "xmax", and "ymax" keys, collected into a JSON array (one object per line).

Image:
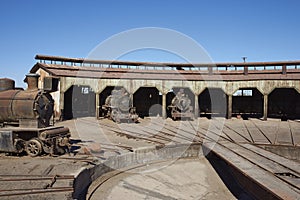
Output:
[
  {"xmin": 58, "ymin": 137, "xmax": 70, "ymax": 147},
  {"xmin": 0, "ymin": 78, "xmax": 15, "ymax": 91},
  {"xmin": 39, "ymin": 127, "xmax": 70, "ymax": 140},
  {"xmin": 39, "ymin": 127, "xmax": 71, "ymax": 155},
  {"xmin": 118, "ymin": 95, "xmax": 131, "ymax": 112},
  {"xmin": 106, "ymin": 90, "xmax": 131, "ymax": 112},
  {"xmin": 34, "ymin": 92, "xmax": 54, "ymax": 127},
  {"xmin": 104, "ymin": 95, "xmax": 111, "ymax": 107},
  {"xmin": 14, "ymin": 139, "xmax": 25, "ymax": 153},
  {"xmin": 0, "ymin": 90, "xmax": 22, "ymax": 122},
  {"xmin": 172, "ymin": 95, "xmax": 191, "ymax": 111},
  {"xmin": 0, "ymin": 89, "xmax": 54, "ymax": 127},
  {"xmin": 24, "ymin": 73, "xmax": 39, "ymax": 90}
]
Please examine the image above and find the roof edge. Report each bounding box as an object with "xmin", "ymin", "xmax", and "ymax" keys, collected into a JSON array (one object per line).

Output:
[{"xmin": 35, "ymin": 54, "xmax": 300, "ymax": 67}]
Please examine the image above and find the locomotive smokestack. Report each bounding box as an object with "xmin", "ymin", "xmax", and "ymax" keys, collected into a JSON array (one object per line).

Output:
[{"xmin": 24, "ymin": 73, "xmax": 39, "ymax": 90}]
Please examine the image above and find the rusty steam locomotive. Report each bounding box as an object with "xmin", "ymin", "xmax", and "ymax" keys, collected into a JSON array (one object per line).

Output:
[
  {"xmin": 102, "ymin": 89, "xmax": 138, "ymax": 123},
  {"xmin": 0, "ymin": 74, "xmax": 70, "ymax": 156},
  {"xmin": 168, "ymin": 89, "xmax": 194, "ymax": 120}
]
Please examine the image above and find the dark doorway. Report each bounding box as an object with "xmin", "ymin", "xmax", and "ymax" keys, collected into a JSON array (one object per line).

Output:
[
  {"xmin": 232, "ymin": 88, "xmax": 263, "ymax": 119},
  {"xmin": 63, "ymin": 85, "xmax": 95, "ymax": 120},
  {"xmin": 268, "ymin": 88, "xmax": 300, "ymax": 120},
  {"xmin": 199, "ymin": 88, "xmax": 227, "ymax": 118},
  {"xmin": 133, "ymin": 87, "xmax": 161, "ymax": 117}
]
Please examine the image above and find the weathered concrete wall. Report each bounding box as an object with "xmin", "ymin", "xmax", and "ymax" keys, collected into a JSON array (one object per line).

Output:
[
  {"xmin": 60, "ymin": 76, "xmax": 300, "ymax": 95},
  {"xmin": 60, "ymin": 76, "xmax": 300, "ymax": 118},
  {"xmin": 36, "ymin": 68, "xmax": 300, "ymax": 119}
]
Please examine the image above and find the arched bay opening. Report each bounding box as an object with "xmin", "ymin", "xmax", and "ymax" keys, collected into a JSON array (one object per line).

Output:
[{"xmin": 63, "ymin": 85, "xmax": 95, "ymax": 120}]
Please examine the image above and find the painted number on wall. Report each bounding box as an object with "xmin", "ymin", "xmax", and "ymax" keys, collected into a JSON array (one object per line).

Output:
[{"xmin": 81, "ymin": 87, "xmax": 89, "ymax": 94}]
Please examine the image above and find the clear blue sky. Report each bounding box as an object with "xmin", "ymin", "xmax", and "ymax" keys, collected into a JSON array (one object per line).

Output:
[{"xmin": 1, "ymin": 0, "xmax": 300, "ymax": 86}]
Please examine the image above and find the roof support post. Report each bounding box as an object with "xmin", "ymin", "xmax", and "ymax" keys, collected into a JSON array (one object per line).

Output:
[
  {"xmin": 194, "ymin": 94, "xmax": 199, "ymax": 118},
  {"xmin": 162, "ymin": 93, "xmax": 167, "ymax": 119},
  {"xmin": 208, "ymin": 66, "xmax": 213, "ymax": 75},
  {"xmin": 263, "ymin": 94, "xmax": 268, "ymax": 121},
  {"xmin": 95, "ymin": 92, "xmax": 100, "ymax": 119},
  {"xmin": 59, "ymin": 90, "xmax": 64, "ymax": 121},
  {"xmin": 244, "ymin": 65, "xmax": 248, "ymax": 75},
  {"xmin": 282, "ymin": 65, "xmax": 287, "ymax": 75},
  {"xmin": 227, "ymin": 94, "xmax": 232, "ymax": 119}
]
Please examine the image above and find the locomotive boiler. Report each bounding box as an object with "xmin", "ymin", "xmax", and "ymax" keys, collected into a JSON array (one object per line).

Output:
[
  {"xmin": 168, "ymin": 89, "xmax": 194, "ymax": 120},
  {"xmin": 102, "ymin": 89, "xmax": 138, "ymax": 123},
  {"xmin": 0, "ymin": 74, "xmax": 70, "ymax": 156}
]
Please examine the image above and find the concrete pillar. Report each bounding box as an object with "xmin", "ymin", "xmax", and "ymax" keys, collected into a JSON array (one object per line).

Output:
[
  {"xmin": 227, "ymin": 94, "xmax": 232, "ymax": 119},
  {"xmin": 95, "ymin": 93, "xmax": 100, "ymax": 119},
  {"xmin": 263, "ymin": 94, "xmax": 268, "ymax": 120},
  {"xmin": 162, "ymin": 93, "xmax": 167, "ymax": 119},
  {"xmin": 130, "ymin": 93, "xmax": 134, "ymax": 107},
  {"xmin": 59, "ymin": 90, "xmax": 64, "ymax": 120},
  {"xmin": 194, "ymin": 94, "xmax": 199, "ymax": 118},
  {"xmin": 58, "ymin": 77, "xmax": 66, "ymax": 120}
]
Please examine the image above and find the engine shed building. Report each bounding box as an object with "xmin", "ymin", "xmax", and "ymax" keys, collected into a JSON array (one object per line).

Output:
[{"xmin": 30, "ymin": 55, "xmax": 300, "ymax": 120}]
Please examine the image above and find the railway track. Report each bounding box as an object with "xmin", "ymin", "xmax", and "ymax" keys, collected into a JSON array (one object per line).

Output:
[
  {"xmin": 185, "ymin": 120, "xmax": 300, "ymax": 199},
  {"xmin": 71, "ymin": 118, "xmax": 300, "ymax": 199},
  {"xmin": 98, "ymin": 119, "xmax": 299, "ymax": 182},
  {"xmin": 2, "ymin": 118, "xmax": 295, "ymax": 199},
  {"xmin": 0, "ymin": 174, "xmax": 74, "ymax": 198},
  {"xmin": 86, "ymin": 118, "xmax": 300, "ymax": 200},
  {"xmin": 185, "ymin": 119, "xmax": 299, "ymax": 174}
]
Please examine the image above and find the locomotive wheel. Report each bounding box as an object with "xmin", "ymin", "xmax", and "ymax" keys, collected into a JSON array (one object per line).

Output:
[{"xmin": 25, "ymin": 139, "xmax": 43, "ymax": 157}]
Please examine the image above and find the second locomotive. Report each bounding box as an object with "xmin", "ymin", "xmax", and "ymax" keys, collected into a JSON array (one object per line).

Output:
[
  {"xmin": 102, "ymin": 88, "xmax": 138, "ymax": 123},
  {"xmin": 168, "ymin": 89, "xmax": 194, "ymax": 120}
]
